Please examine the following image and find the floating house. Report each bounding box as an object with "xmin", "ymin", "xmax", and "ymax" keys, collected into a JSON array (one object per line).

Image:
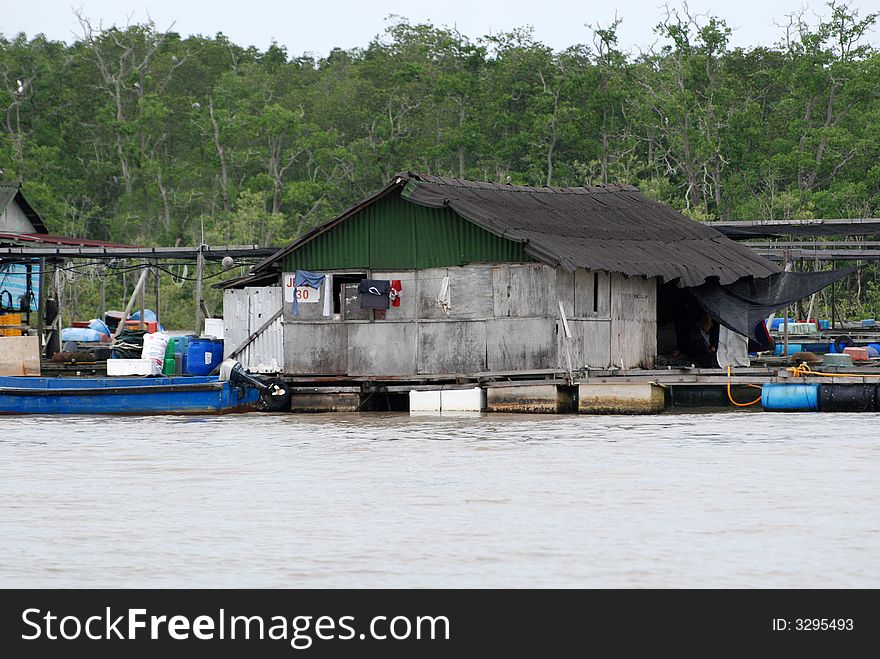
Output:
[
  {"xmin": 219, "ymin": 173, "xmax": 784, "ymax": 378},
  {"xmin": 0, "ymin": 181, "xmax": 48, "ymax": 236}
]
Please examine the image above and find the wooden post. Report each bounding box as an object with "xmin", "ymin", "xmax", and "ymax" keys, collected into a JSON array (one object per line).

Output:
[
  {"xmin": 139, "ymin": 261, "xmax": 146, "ymax": 330},
  {"xmin": 195, "ymin": 244, "xmax": 205, "ymax": 335},
  {"xmin": 558, "ymin": 300, "xmax": 573, "ymax": 381},
  {"xmin": 100, "ymin": 267, "xmax": 106, "ymax": 321},
  {"xmin": 37, "ymin": 257, "xmax": 45, "ymax": 352},
  {"xmin": 154, "ymin": 262, "xmax": 160, "ymax": 326},
  {"xmin": 24, "ymin": 262, "xmax": 32, "ymax": 328},
  {"xmin": 111, "ymin": 267, "xmax": 150, "ymax": 340},
  {"xmin": 782, "ymin": 249, "xmax": 789, "ymax": 357},
  {"xmin": 831, "ymin": 279, "xmax": 837, "ymax": 330}
]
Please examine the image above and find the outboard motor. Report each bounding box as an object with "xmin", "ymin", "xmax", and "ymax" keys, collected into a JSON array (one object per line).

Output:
[{"xmin": 219, "ymin": 359, "xmax": 290, "ymax": 411}]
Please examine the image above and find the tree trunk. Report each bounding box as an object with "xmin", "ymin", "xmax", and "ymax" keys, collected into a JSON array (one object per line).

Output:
[
  {"xmin": 546, "ymin": 88, "xmax": 560, "ymax": 187},
  {"xmin": 458, "ymin": 96, "xmax": 466, "ymax": 178},
  {"xmin": 208, "ymin": 97, "xmax": 230, "ymax": 212}
]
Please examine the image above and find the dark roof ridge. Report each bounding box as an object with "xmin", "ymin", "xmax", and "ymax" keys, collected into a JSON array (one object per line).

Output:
[{"xmin": 403, "ymin": 171, "xmax": 638, "ymax": 195}]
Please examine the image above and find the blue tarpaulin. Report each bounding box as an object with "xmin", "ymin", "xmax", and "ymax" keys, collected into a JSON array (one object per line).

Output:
[
  {"xmin": 0, "ymin": 263, "xmax": 39, "ymax": 311},
  {"xmin": 291, "ymin": 270, "xmax": 325, "ymax": 315}
]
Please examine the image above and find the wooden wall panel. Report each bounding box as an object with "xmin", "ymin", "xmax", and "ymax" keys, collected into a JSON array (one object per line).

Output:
[
  {"xmin": 487, "ymin": 318, "xmax": 557, "ymax": 371},
  {"xmin": 283, "ymin": 322, "xmax": 348, "ymax": 374},
  {"xmin": 417, "ymin": 321, "xmax": 487, "ymax": 374},
  {"xmin": 347, "ymin": 322, "xmax": 418, "ymax": 376}
]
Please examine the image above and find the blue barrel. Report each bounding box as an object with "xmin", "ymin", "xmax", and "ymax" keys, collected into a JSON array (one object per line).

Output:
[
  {"xmin": 762, "ymin": 383, "xmax": 819, "ymax": 412},
  {"xmin": 773, "ymin": 343, "xmax": 803, "ymax": 356},
  {"xmin": 186, "ymin": 337, "xmax": 223, "ymax": 375}
]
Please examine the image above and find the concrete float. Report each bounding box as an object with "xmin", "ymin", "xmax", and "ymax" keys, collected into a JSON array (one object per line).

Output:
[
  {"xmin": 578, "ymin": 383, "xmax": 666, "ymax": 414},
  {"xmin": 486, "ymin": 384, "xmax": 577, "ymax": 414},
  {"xmin": 289, "ymin": 392, "xmax": 361, "ymax": 413}
]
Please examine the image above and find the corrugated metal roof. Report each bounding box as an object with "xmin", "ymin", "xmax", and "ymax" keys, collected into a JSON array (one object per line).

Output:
[
  {"xmin": 256, "ymin": 172, "xmax": 780, "ymax": 287},
  {"xmin": 0, "ymin": 181, "xmax": 48, "ymax": 234},
  {"xmin": 712, "ymin": 218, "xmax": 880, "ymax": 239},
  {"xmin": 0, "ymin": 233, "xmax": 137, "ymax": 247}
]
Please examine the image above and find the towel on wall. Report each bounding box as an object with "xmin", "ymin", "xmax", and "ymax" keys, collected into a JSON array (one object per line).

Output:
[
  {"xmin": 322, "ymin": 274, "xmax": 333, "ymax": 317},
  {"xmin": 390, "ymin": 279, "xmax": 402, "ymax": 307},
  {"xmin": 358, "ymin": 279, "xmax": 391, "ymax": 309},
  {"xmin": 291, "ymin": 270, "xmax": 325, "ymax": 315},
  {"xmin": 437, "ymin": 275, "xmax": 450, "ymax": 314}
]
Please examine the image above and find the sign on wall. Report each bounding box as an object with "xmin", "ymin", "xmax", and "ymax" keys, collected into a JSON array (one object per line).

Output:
[{"xmin": 282, "ymin": 272, "xmax": 321, "ymax": 303}]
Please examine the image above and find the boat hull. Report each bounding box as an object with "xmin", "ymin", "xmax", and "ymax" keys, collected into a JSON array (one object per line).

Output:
[{"xmin": 0, "ymin": 375, "xmax": 262, "ymax": 415}]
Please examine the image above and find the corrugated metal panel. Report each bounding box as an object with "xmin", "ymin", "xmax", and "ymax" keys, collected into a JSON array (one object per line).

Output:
[
  {"xmin": 246, "ymin": 286, "xmax": 283, "ymax": 373},
  {"xmin": 223, "ymin": 286, "xmax": 283, "ymax": 373},
  {"xmin": 369, "ymin": 195, "xmax": 415, "ymax": 269},
  {"xmin": 284, "ymin": 191, "xmax": 530, "ymax": 272},
  {"xmin": 413, "ymin": 205, "xmax": 460, "ymax": 267},
  {"xmin": 223, "ymin": 289, "xmax": 249, "ymax": 358},
  {"xmin": 285, "ymin": 211, "xmax": 372, "ymax": 271},
  {"xmin": 458, "ymin": 217, "xmax": 527, "ymax": 264}
]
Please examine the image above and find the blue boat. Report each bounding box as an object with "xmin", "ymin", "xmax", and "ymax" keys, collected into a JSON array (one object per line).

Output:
[{"xmin": 0, "ymin": 362, "xmax": 287, "ymax": 415}]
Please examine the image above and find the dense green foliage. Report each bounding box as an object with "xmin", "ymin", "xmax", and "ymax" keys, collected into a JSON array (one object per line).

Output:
[{"xmin": 2, "ymin": 2, "xmax": 879, "ymax": 327}]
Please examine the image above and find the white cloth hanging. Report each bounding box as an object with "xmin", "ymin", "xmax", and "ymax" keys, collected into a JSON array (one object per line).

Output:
[
  {"xmin": 322, "ymin": 274, "xmax": 333, "ymax": 317},
  {"xmin": 436, "ymin": 275, "xmax": 451, "ymax": 314},
  {"xmin": 716, "ymin": 325, "xmax": 750, "ymax": 368}
]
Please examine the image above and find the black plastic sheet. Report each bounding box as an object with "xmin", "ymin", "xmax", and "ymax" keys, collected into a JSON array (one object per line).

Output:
[{"xmin": 688, "ymin": 268, "xmax": 857, "ymax": 338}]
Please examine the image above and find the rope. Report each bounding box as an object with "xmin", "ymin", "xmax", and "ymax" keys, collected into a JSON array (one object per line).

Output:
[
  {"xmin": 726, "ymin": 366, "xmax": 763, "ymax": 407},
  {"xmin": 786, "ymin": 363, "xmax": 869, "ymax": 378}
]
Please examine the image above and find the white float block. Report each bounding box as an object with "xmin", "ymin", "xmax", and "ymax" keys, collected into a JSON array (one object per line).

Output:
[
  {"xmin": 440, "ymin": 387, "xmax": 486, "ymax": 412},
  {"xmin": 409, "ymin": 389, "xmax": 441, "ymax": 413},
  {"xmin": 204, "ymin": 318, "xmax": 225, "ymax": 339},
  {"xmin": 107, "ymin": 358, "xmax": 161, "ymax": 376}
]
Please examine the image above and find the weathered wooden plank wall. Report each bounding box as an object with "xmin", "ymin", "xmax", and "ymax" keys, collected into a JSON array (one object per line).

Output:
[
  {"xmin": 493, "ymin": 263, "xmax": 555, "ymax": 318},
  {"xmin": 610, "ymin": 274, "xmax": 657, "ymax": 369},
  {"xmin": 348, "ymin": 322, "xmax": 418, "ymax": 376},
  {"xmin": 488, "ymin": 318, "xmax": 556, "ymax": 371},
  {"xmin": 418, "ymin": 321, "xmax": 487, "ymax": 373},
  {"xmin": 277, "ymin": 264, "xmax": 658, "ymax": 375},
  {"xmin": 284, "ymin": 322, "xmax": 348, "ymax": 374}
]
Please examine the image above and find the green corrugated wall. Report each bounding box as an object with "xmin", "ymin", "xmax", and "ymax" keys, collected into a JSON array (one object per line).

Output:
[{"xmin": 283, "ymin": 192, "xmax": 531, "ymax": 271}]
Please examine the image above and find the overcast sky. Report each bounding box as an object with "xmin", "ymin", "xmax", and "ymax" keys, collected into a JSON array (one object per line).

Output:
[{"xmin": 4, "ymin": 1, "xmax": 879, "ymax": 55}]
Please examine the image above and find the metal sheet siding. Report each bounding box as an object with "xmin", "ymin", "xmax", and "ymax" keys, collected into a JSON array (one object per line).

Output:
[
  {"xmin": 458, "ymin": 218, "xmax": 527, "ymax": 264},
  {"xmin": 285, "ymin": 211, "xmax": 372, "ymax": 271},
  {"xmin": 223, "ymin": 286, "xmax": 283, "ymax": 373},
  {"xmin": 413, "ymin": 206, "xmax": 462, "ymax": 267},
  {"xmin": 283, "ymin": 191, "xmax": 530, "ymax": 272},
  {"xmin": 369, "ymin": 195, "xmax": 416, "ymax": 269}
]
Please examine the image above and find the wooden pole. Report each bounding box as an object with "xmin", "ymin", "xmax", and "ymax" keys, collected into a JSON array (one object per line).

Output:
[
  {"xmin": 100, "ymin": 268, "xmax": 106, "ymax": 321},
  {"xmin": 24, "ymin": 262, "xmax": 32, "ymax": 327},
  {"xmin": 154, "ymin": 262, "xmax": 160, "ymax": 326},
  {"xmin": 195, "ymin": 244, "xmax": 205, "ymax": 335},
  {"xmin": 139, "ymin": 261, "xmax": 146, "ymax": 330},
  {"xmin": 111, "ymin": 267, "xmax": 150, "ymax": 340},
  {"xmin": 782, "ymin": 249, "xmax": 789, "ymax": 357},
  {"xmin": 37, "ymin": 257, "xmax": 45, "ymax": 353}
]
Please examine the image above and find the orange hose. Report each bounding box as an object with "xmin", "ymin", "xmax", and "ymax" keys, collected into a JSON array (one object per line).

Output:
[
  {"xmin": 786, "ymin": 363, "xmax": 867, "ymax": 378},
  {"xmin": 727, "ymin": 366, "xmax": 763, "ymax": 407}
]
